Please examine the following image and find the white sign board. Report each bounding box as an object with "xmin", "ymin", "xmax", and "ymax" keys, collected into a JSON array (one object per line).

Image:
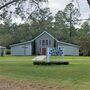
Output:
[{"xmin": 46, "ymin": 47, "xmax": 64, "ymax": 62}]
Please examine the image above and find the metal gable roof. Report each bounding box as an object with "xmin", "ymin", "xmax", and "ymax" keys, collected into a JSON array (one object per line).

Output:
[
  {"xmin": 10, "ymin": 31, "xmax": 58, "ymax": 47},
  {"xmin": 10, "ymin": 40, "xmax": 33, "ymax": 47},
  {"xmin": 10, "ymin": 31, "xmax": 79, "ymax": 48},
  {"xmin": 57, "ymin": 41, "xmax": 80, "ymax": 47},
  {"xmin": 32, "ymin": 31, "xmax": 58, "ymax": 41},
  {"xmin": 0, "ymin": 46, "xmax": 6, "ymax": 49}
]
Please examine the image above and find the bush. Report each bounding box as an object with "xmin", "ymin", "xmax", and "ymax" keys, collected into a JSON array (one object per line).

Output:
[
  {"xmin": 33, "ymin": 61, "xmax": 69, "ymax": 65},
  {"xmin": 6, "ymin": 49, "xmax": 11, "ymax": 55}
]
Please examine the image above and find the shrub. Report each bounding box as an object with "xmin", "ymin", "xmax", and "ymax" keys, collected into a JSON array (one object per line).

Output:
[
  {"xmin": 33, "ymin": 61, "xmax": 69, "ymax": 65},
  {"xmin": 6, "ymin": 49, "xmax": 11, "ymax": 55}
]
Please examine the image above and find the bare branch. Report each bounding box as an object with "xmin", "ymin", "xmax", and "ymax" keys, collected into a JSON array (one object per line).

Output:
[
  {"xmin": 87, "ymin": 0, "xmax": 90, "ymax": 7},
  {"xmin": 0, "ymin": 0, "xmax": 20, "ymax": 10}
]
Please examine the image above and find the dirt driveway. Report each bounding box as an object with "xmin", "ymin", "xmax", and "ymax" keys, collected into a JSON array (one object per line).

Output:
[{"xmin": 0, "ymin": 78, "xmax": 61, "ymax": 90}]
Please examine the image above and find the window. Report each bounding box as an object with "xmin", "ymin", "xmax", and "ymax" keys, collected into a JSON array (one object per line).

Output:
[
  {"xmin": 49, "ymin": 40, "xmax": 51, "ymax": 46},
  {"xmin": 42, "ymin": 40, "xmax": 45, "ymax": 46},
  {"xmin": 46, "ymin": 40, "xmax": 48, "ymax": 45}
]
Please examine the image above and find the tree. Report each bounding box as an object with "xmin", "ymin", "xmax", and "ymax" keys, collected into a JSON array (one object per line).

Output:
[
  {"xmin": 54, "ymin": 11, "xmax": 69, "ymax": 41},
  {"xmin": 0, "ymin": 0, "xmax": 47, "ymax": 10},
  {"xmin": 9, "ymin": 23, "xmax": 34, "ymax": 43},
  {"xmin": 0, "ymin": 24, "xmax": 14, "ymax": 47},
  {"xmin": 0, "ymin": 0, "xmax": 48, "ymax": 23},
  {"xmin": 28, "ymin": 7, "xmax": 53, "ymax": 36},
  {"xmin": 0, "ymin": 0, "xmax": 19, "ymax": 10},
  {"xmin": 76, "ymin": 21, "xmax": 90, "ymax": 55},
  {"xmin": 53, "ymin": 3, "xmax": 80, "ymax": 43},
  {"xmin": 64, "ymin": 3, "xmax": 80, "ymax": 42}
]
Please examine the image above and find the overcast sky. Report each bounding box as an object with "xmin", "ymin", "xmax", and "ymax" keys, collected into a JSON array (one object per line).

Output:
[
  {"xmin": 48, "ymin": 0, "xmax": 90, "ymax": 19},
  {"xmin": 12, "ymin": 0, "xmax": 90, "ymax": 23}
]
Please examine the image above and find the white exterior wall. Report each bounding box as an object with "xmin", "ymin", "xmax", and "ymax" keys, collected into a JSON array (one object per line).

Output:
[
  {"xmin": 25, "ymin": 44, "xmax": 32, "ymax": 55},
  {"xmin": 11, "ymin": 43, "xmax": 32, "ymax": 56},
  {"xmin": 58, "ymin": 44, "xmax": 79, "ymax": 56},
  {"xmin": 35, "ymin": 32, "xmax": 54, "ymax": 54}
]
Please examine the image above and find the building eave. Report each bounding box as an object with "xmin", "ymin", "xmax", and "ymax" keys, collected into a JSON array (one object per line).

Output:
[
  {"xmin": 0, "ymin": 46, "xmax": 6, "ymax": 49},
  {"xmin": 10, "ymin": 31, "xmax": 80, "ymax": 48},
  {"xmin": 10, "ymin": 31, "xmax": 58, "ymax": 47},
  {"xmin": 32, "ymin": 31, "xmax": 58, "ymax": 41},
  {"xmin": 10, "ymin": 40, "xmax": 34, "ymax": 47},
  {"xmin": 57, "ymin": 41, "xmax": 80, "ymax": 48}
]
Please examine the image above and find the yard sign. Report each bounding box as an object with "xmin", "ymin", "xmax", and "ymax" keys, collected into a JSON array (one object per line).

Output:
[{"xmin": 46, "ymin": 47, "xmax": 64, "ymax": 62}]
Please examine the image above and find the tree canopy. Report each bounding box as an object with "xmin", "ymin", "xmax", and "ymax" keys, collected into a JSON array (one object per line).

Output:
[
  {"xmin": 0, "ymin": 0, "xmax": 90, "ymax": 55},
  {"xmin": 0, "ymin": 0, "xmax": 48, "ymax": 23}
]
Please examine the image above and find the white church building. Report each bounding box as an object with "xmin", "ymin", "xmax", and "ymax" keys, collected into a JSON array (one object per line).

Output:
[{"xmin": 10, "ymin": 31, "xmax": 79, "ymax": 56}]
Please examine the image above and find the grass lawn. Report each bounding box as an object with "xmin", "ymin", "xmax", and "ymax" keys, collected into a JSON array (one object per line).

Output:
[{"xmin": 0, "ymin": 56, "xmax": 90, "ymax": 90}]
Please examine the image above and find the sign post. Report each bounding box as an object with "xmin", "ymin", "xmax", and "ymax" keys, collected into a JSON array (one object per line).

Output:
[
  {"xmin": 61, "ymin": 47, "xmax": 64, "ymax": 61},
  {"xmin": 46, "ymin": 47, "xmax": 50, "ymax": 63}
]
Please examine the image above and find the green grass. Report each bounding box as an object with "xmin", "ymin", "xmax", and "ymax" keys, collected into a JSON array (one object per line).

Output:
[{"xmin": 0, "ymin": 56, "xmax": 90, "ymax": 90}]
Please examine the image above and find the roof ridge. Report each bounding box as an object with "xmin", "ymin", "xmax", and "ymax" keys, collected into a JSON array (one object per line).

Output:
[{"xmin": 10, "ymin": 31, "xmax": 79, "ymax": 47}]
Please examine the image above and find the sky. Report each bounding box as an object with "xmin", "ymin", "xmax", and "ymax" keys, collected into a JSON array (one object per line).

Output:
[
  {"xmin": 0, "ymin": 0, "xmax": 90, "ymax": 24},
  {"xmin": 48, "ymin": 0, "xmax": 90, "ymax": 19},
  {"xmin": 12, "ymin": 0, "xmax": 90, "ymax": 24}
]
